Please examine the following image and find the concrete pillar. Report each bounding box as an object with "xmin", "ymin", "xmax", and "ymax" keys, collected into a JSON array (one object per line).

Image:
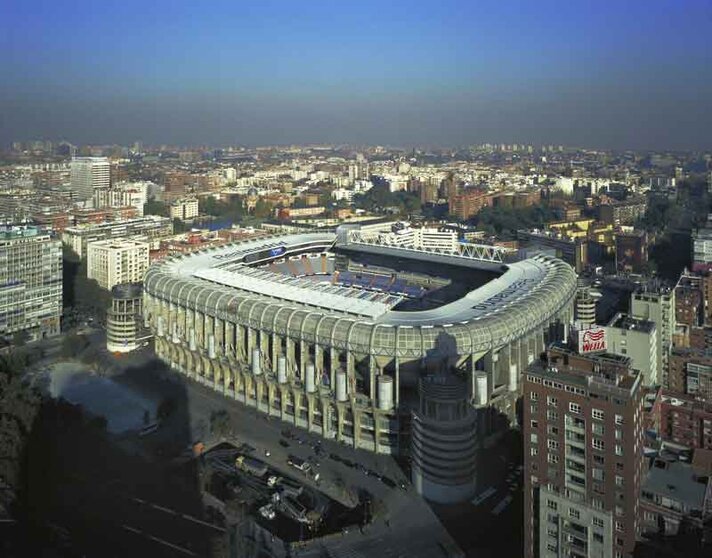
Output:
[
  {"xmin": 272, "ymin": 333, "xmax": 279, "ymax": 374},
  {"xmin": 369, "ymin": 357, "xmax": 376, "ymax": 402},
  {"xmin": 247, "ymin": 328, "xmax": 255, "ymax": 363},
  {"xmin": 286, "ymin": 338, "xmax": 295, "ymax": 377},
  {"xmin": 330, "ymin": 347, "xmax": 338, "ymax": 389},
  {"xmin": 346, "ymin": 351, "xmax": 355, "ymax": 377},
  {"xmin": 394, "ymin": 357, "xmax": 400, "ymax": 408},
  {"xmin": 484, "ymin": 350, "xmax": 498, "ymax": 390},
  {"xmin": 225, "ymin": 322, "xmax": 235, "ymax": 359},
  {"xmin": 260, "ymin": 330, "xmax": 269, "ymax": 371},
  {"xmin": 353, "ymin": 407, "xmax": 360, "ymax": 449},
  {"xmin": 307, "ymin": 396, "xmax": 314, "ymax": 430},
  {"xmin": 314, "ymin": 345, "xmax": 323, "ymax": 382},
  {"xmin": 299, "ymin": 340, "xmax": 307, "ymax": 380}
]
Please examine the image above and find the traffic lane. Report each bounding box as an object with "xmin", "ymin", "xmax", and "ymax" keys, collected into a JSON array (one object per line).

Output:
[{"xmin": 183, "ymin": 380, "xmax": 408, "ymax": 502}]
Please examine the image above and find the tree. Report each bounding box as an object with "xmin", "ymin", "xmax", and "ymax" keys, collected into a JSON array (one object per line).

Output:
[
  {"xmin": 252, "ymin": 199, "xmax": 272, "ymax": 219},
  {"xmin": 210, "ymin": 409, "xmax": 232, "ymax": 439},
  {"xmin": 12, "ymin": 330, "xmax": 30, "ymax": 347},
  {"xmin": 144, "ymin": 197, "xmax": 169, "ymax": 217}
]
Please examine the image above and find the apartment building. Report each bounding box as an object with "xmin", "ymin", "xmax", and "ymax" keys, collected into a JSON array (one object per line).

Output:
[
  {"xmin": 0, "ymin": 225, "xmax": 62, "ymax": 341},
  {"xmin": 93, "ymin": 181, "xmax": 149, "ymax": 216},
  {"xmin": 61, "ymin": 215, "xmax": 173, "ymax": 259},
  {"xmin": 523, "ymin": 346, "xmax": 645, "ymax": 558},
  {"xmin": 169, "ymin": 198, "xmax": 199, "ymax": 221},
  {"xmin": 87, "ymin": 238, "xmax": 150, "ymax": 290},
  {"xmin": 70, "ymin": 157, "xmax": 110, "ymax": 200}
]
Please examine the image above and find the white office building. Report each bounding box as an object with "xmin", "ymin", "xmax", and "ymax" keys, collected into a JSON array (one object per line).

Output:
[
  {"xmin": 87, "ymin": 238, "xmax": 150, "ymax": 290},
  {"xmin": 70, "ymin": 157, "xmax": 110, "ymax": 200},
  {"xmin": 630, "ymin": 289, "xmax": 675, "ymax": 387},
  {"xmin": 606, "ymin": 312, "xmax": 658, "ymax": 386},
  {"xmin": 0, "ymin": 226, "xmax": 62, "ymax": 341}
]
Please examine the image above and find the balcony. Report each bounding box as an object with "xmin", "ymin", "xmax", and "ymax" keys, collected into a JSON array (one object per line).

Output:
[{"xmin": 566, "ymin": 444, "xmax": 586, "ymax": 462}]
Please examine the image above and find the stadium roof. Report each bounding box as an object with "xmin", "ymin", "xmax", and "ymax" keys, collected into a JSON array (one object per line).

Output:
[{"xmin": 157, "ymin": 231, "xmax": 567, "ymax": 326}]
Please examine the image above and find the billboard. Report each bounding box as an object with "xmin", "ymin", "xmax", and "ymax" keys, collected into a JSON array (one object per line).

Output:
[{"xmin": 578, "ymin": 326, "xmax": 607, "ymax": 354}]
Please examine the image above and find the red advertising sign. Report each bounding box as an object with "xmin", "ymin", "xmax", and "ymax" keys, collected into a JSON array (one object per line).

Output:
[{"xmin": 578, "ymin": 327, "xmax": 607, "ymax": 354}]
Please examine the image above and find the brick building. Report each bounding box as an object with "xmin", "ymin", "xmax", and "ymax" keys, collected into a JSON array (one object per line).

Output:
[{"xmin": 523, "ymin": 345, "xmax": 645, "ymax": 558}]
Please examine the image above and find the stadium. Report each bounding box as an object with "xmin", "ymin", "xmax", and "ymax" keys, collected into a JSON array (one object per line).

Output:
[{"xmin": 143, "ymin": 222, "xmax": 576, "ymax": 499}]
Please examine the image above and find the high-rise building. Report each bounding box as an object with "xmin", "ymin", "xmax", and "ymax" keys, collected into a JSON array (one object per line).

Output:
[
  {"xmin": 523, "ymin": 345, "xmax": 645, "ymax": 558},
  {"xmin": 0, "ymin": 225, "xmax": 62, "ymax": 341},
  {"xmin": 630, "ymin": 290, "xmax": 675, "ymax": 388},
  {"xmin": 69, "ymin": 157, "xmax": 110, "ymax": 201},
  {"xmin": 87, "ymin": 238, "xmax": 149, "ymax": 290},
  {"xmin": 605, "ymin": 313, "xmax": 658, "ymax": 386}
]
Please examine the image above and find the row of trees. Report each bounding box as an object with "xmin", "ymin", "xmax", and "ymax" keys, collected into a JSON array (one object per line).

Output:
[
  {"xmin": 0, "ymin": 350, "xmax": 41, "ymax": 513},
  {"xmin": 471, "ymin": 203, "xmax": 556, "ymax": 238},
  {"xmin": 353, "ymin": 184, "xmax": 421, "ymax": 215}
]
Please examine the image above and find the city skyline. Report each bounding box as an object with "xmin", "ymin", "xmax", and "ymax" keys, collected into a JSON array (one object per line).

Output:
[{"xmin": 3, "ymin": 0, "xmax": 712, "ymax": 150}]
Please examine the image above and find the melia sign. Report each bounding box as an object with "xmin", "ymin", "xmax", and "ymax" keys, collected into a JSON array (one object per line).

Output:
[{"xmin": 578, "ymin": 327, "xmax": 607, "ymax": 354}]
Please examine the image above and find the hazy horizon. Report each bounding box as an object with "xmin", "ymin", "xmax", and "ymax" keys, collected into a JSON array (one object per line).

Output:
[{"xmin": 3, "ymin": 0, "xmax": 712, "ymax": 151}]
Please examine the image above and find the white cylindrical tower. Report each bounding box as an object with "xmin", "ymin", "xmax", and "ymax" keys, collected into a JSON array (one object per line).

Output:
[
  {"xmin": 189, "ymin": 328, "xmax": 196, "ymax": 351},
  {"xmin": 277, "ymin": 356, "xmax": 287, "ymax": 384},
  {"xmin": 305, "ymin": 363, "xmax": 316, "ymax": 393},
  {"xmin": 336, "ymin": 370, "xmax": 348, "ymax": 402},
  {"xmin": 208, "ymin": 334, "xmax": 216, "ymax": 359},
  {"xmin": 251, "ymin": 348, "xmax": 261, "ymax": 376},
  {"xmin": 474, "ymin": 373, "xmax": 488, "ymax": 407},
  {"xmin": 377, "ymin": 375, "xmax": 394, "ymax": 410},
  {"xmin": 508, "ymin": 363, "xmax": 518, "ymax": 392},
  {"xmin": 157, "ymin": 315, "xmax": 165, "ymax": 337}
]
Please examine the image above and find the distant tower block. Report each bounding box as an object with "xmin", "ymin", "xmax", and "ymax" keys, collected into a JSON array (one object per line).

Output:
[{"xmin": 377, "ymin": 375, "xmax": 394, "ymax": 410}]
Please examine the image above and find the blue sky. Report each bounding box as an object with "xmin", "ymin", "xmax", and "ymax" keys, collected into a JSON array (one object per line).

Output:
[{"xmin": 2, "ymin": 0, "xmax": 712, "ymax": 148}]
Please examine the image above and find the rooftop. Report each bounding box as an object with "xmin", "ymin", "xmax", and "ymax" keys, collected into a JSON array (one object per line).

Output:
[
  {"xmin": 643, "ymin": 457, "xmax": 709, "ymax": 512},
  {"xmin": 0, "ymin": 225, "xmax": 41, "ymax": 240},
  {"xmin": 608, "ymin": 312, "xmax": 656, "ymax": 333}
]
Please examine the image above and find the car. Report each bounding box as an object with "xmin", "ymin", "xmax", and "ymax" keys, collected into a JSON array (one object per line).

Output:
[
  {"xmin": 381, "ymin": 476, "xmax": 396, "ymax": 488},
  {"xmin": 264, "ymin": 449, "xmax": 271, "ymax": 457},
  {"xmin": 279, "ymin": 439, "xmax": 290, "ymax": 448}
]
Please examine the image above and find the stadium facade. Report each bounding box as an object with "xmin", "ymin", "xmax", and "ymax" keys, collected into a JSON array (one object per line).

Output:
[{"xmin": 144, "ymin": 223, "xmax": 577, "ymax": 500}]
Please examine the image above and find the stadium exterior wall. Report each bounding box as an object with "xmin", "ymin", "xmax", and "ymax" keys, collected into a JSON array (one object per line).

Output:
[{"xmin": 143, "ymin": 232, "xmax": 577, "ymax": 455}]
